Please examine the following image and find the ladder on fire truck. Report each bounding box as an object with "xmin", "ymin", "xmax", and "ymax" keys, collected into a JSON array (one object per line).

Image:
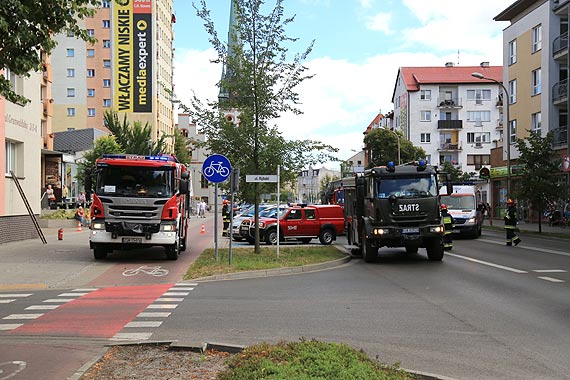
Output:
[{"xmin": 10, "ymin": 170, "xmax": 47, "ymax": 244}]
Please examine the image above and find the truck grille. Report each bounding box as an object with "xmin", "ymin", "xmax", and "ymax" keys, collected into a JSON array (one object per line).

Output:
[{"xmin": 99, "ymin": 197, "xmax": 164, "ymax": 221}]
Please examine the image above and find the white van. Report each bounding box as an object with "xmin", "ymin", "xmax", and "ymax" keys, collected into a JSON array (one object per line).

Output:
[{"xmin": 439, "ymin": 185, "xmax": 483, "ymax": 238}]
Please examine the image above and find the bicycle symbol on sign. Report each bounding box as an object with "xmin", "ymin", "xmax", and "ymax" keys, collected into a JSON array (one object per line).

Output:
[
  {"xmin": 122, "ymin": 265, "xmax": 169, "ymax": 277},
  {"xmin": 203, "ymin": 161, "xmax": 230, "ymax": 178},
  {"xmin": 0, "ymin": 361, "xmax": 27, "ymax": 380}
]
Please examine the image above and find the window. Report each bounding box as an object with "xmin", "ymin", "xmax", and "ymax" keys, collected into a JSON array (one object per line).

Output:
[
  {"xmin": 508, "ymin": 39, "xmax": 517, "ymax": 65},
  {"xmin": 66, "ymin": 48, "xmax": 75, "ymax": 57},
  {"xmin": 87, "ymin": 29, "xmax": 95, "ymax": 37},
  {"xmin": 420, "ymin": 90, "xmax": 431, "ymax": 100},
  {"xmin": 87, "ymin": 49, "xmax": 95, "ymax": 57},
  {"xmin": 5, "ymin": 68, "xmax": 24, "ymax": 97},
  {"xmin": 532, "ymin": 68, "xmax": 541, "ymax": 95},
  {"xmin": 87, "ymin": 69, "xmax": 95, "ymax": 77},
  {"xmin": 5, "ymin": 141, "xmax": 18, "ymax": 176},
  {"xmin": 508, "ymin": 80, "xmax": 517, "ymax": 104},
  {"xmin": 88, "ymin": 108, "xmax": 96, "ymax": 117},
  {"xmin": 467, "ymin": 89, "xmax": 491, "ymax": 101},
  {"xmin": 102, "ymin": 20, "xmax": 111, "ymax": 28},
  {"xmin": 102, "ymin": 0, "xmax": 110, "ymax": 7},
  {"xmin": 103, "ymin": 40, "xmax": 111, "ymax": 48},
  {"xmin": 305, "ymin": 209, "xmax": 316, "ymax": 220},
  {"xmin": 87, "ymin": 88, "xmax": 95, "ymax": 97},
  {"xmin": 67, "ymin": 88, "xmax": 75, "ymax": 97},
  {"xmin": 532, "ymin": 24, "xmax": 542, "ymax": 53},
  {"xmin": 103, "ymin": 99, "xmax": 111, "ymax": 107},
  {"xmin": 531, "ymin": 112, "xmax": 541, "ymax": 134},
  {"xmin": 67, "ymin": 108, "xmax": 76, "ymax": 116},
  {"xmin": 103, "ymin": 79, "xmax": 111, "ymax": 87},
  {"xmin": 420, "ymin": 110, "xmax": 431, "ymax": 122},
  {"xmin": 67, "ymin": 30, "xmax": 75, "ymax": 37},
  {"xmin": 467, "ymin": 132, "xmax": 490, "ymax": 144},
  {"xmin": 66, "ymin": 68, "xmax": 75, "ymax": 77},
  {"xmin": 466, "ymin": 111, "xmax": 491, "ymax": 123},
  {"xmin": 103, "ymin": 60, "xmax": 111, "ymax": 68},
  {"xmin": 509, "ymin": 119, "xmax": 517, "ymax": 144},
  {"xmin": 420, "ymin": 133, "xmax": 431, "ymax": 143},
  {"xmin": 467, "ymin": 155, "xmax": 490, "ymax": 169}
]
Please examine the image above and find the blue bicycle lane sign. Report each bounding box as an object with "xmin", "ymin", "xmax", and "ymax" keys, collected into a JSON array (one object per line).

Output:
[{"xmin": 202, "ymin": 154, "xmax": 232, "ymax": 183}]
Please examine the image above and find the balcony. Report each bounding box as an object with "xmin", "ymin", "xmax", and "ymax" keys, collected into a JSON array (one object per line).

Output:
[
  {"xmin": 437, "ymin": 119, "xmax": 462, "ymax": 129},
  {"xmin": 552, "ymin": 126, "xmax": 568, "ymax": 146},
  {"xmin": 552, "ymin": 79, "xmax": 568, "ymax": 105},
  {"xmin": 438, "ymin": 143, "xmax": 462, "ymax": 151},
  {"xmin": 437, "ymin": 98, "xmax": 462, "ymax": 108},
  {"xmin": 553, "ymin": 31, "xmax": 568, "ymax": 59}
]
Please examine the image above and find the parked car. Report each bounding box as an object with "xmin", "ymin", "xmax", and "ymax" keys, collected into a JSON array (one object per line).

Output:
[{"xmin": 230, "ymin": 203, "xmax": 280, "ymax": 241}]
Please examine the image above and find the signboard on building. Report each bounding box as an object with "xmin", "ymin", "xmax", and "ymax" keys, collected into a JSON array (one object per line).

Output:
[{"xmin": 114, "ymin": 0, "xmax": 153, "ymax": 113}]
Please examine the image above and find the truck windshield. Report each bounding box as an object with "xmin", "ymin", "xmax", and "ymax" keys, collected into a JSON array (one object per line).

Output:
[
  {"xmin": 96, "ymin": 166, "xmax": 174, "ymax": 198},
  {"xmin": 440, "ymin": 195, "xmax": 476, "ymax": 209},
  {"xmin": 376, "ymin": 174, "xmax": 437, "ymax": 199}
]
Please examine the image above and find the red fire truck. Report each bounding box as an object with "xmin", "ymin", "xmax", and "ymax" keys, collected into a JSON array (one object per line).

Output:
[{"xmin": 86, "ymin": 154, "xmax": 191, "ymax": 260}]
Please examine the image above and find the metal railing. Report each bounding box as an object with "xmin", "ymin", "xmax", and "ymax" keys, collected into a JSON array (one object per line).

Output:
[
  {"xmin": 552, "ymin": 78, "xmax": 568, "ymax": 103},
  {"xmin": 553, "ymin": 31, "xmax": 568, "ymax": 57},
  {"xmin": 437, "ymin": 119, "xmax": 463, "ymax": 129}
]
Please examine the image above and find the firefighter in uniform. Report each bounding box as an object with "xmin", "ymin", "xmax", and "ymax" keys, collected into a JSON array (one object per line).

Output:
[
  {"xmin": 441, "ymin": 204, "xmax": 454, "ymax": 251},
  {"xmin": 504, "ymin": 198, "xmax": 521, "ymax": 246},
  {"xmin": 222, "ymin": 200, "xmax": 230, "ymax": 237}
]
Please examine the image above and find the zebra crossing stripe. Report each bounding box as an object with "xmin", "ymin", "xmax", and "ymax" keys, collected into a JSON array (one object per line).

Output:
[{"xmin": 0, "ymin": 324, "xmax": 23, "ymax": 330}]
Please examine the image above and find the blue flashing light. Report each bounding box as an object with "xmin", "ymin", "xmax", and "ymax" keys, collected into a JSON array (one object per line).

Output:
[
  {"xmin": 417, "ymin": 159, "xmax": 427, "ymax": 171},
  {"xmin": 387, "ymin": 161, "xmax": 395, "ymax": 172}
]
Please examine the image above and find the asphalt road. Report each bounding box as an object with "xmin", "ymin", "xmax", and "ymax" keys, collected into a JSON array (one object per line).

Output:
[{"xmin": 1, "ymin": 220, "xmax": 569, "ymax": 380}]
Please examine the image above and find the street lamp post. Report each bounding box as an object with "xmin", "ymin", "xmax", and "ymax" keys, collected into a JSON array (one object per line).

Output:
[{"xmin": 472, "ymin": 72, "xmax": 511, "ymax": 197}]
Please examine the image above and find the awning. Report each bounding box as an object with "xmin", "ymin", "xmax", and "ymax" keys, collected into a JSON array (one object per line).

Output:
[{"xmin": 41, "ymin": 149, "xmax": 64, "ymax": 156}]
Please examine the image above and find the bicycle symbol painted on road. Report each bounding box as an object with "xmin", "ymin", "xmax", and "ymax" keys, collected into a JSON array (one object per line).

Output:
[
  {"xmin": 0, "ymin": 361, "xmax": 27, "ymax": 380},
  {"xmin": 203, "ymin": 161, "xmax": 230, "ymax": 178},
  {"xmin": 122, "ymin": 265, "xmax": 169, "ymax": 277}
]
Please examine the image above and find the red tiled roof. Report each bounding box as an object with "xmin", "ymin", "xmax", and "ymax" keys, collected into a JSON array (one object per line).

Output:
[{"xmin": 399, "ymin": 66, "xmax": 503, "ymax": 92}]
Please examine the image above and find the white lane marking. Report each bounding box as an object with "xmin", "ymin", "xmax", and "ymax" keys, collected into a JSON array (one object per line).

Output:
[
  {"xmin": 137, "ymin": 312, "xmax": 171, "ymax": 318},
  {"xmin": 533, "ymin": 269, "xmax": 567, "ymax": 273},
  {"xmin": 43, "ymin": 298, "xmax": 75, "ymax": 303},
  {"xmin": 0, "ymin": 294, "xmax": 32, "ymax": 298},
  {"xmin": 58, "ymin": 292, "xmax": 89, "ymax": 297},
  {"xmin": 0, "ymin": 324, "xmax": 22, "ymax": 331},
  {"xmin": 72, "ymin": 288, "xmax": 98, "ymax": 291},
  {"xmin": 163, "ymin": 292, "xmax": 189, "ymax": 296},
  {"xmin": 169, "ymin": 287, "xmax": 194, "ymax": 291},
  {"xmin": 146, "ymin": 304, "xmax": 177, "ymax": 309},
  {"xmin": 110, "ymin": 333, "xmax": 153, "ymax": 341},
  {"xmin": 156, "ymin": 298, "xmax": 184, "ymax": 302},
  {"xmin": 125, "ymin": 321, "xmax": 163, "ymax": 328},
  {"xmin": 538, "ymin": 276, "xmax": 566, "ymax": 283},
  {"xmin": 25, "ymin": 305, "xmax": 59, "ymax": 310},
  {"xmin": 3, "ymin": 314, "xmax": 43, "ymax": 320},
  {"xmin": 478, "ymin": 238, "xmax": 570, "ymax": 257},
  {"xmin": 446, "ymin": 253, "xmax": 528, "ymax": 273},
  {"xmin": 0, "ymin": 300, "xmax": 16, "ymax": 304},
  {"xmin": 175, "ymin": 282, "xmax": 197, "ymax": 286}
]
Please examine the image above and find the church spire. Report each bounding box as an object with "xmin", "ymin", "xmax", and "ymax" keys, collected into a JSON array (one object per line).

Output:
[{"xmin": 218, "ymin": 0, "xmax": 238, "ymax": 102}]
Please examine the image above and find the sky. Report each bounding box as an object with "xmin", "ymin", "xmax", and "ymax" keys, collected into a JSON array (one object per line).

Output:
[{"xmin": 172, "ymin": 0, "xmax": 515, "ymax": 171}]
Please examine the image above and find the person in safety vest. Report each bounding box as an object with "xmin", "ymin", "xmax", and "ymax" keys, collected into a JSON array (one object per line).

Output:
[
  {"xmin": 222, "ymin": 199, "xmax": 230, "ymax": 237},
  {"xmin": 504, "ymin": 199, "xmax": 521, "ymax": 246},
  {"xmin": 441, "ymin": 204, "xmax": 454, "ymax": 251}
]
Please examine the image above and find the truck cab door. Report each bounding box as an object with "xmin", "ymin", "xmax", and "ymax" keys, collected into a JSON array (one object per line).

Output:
[
  {"xmin": 284, "ymin": 209, "xmax": 303, "ymax": 237},
  {"xmin": 302, "ymin": 209, "xmax": 320, "ymax": 236}
]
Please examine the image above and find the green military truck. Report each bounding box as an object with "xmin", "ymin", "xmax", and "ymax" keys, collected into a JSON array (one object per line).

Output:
[{"xmin": 343, "ymin": 161, "xmax": 451, "ymax": 262}]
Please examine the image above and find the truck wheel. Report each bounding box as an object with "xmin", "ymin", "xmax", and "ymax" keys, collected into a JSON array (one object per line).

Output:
[
  {"xmin": 426, "ymin": 238, "xmax": 444, "ymax": 261},
  {"xmin": 93, "ymin": 246, "xmax": 108, "ymax": 260},
  {"xmin": 265, "ymin": 228, "xmax": 278, "ymax": 245},
  {"xmin": 166, "ymin": 239, "xmax": 180, "ymax": 260},
  {"xmin": 362, "ymin": 237, "xmax": 377, "ymax": 262},
  {"xmin": 319, "ymin": 229, "xmax": 335, "ymax": 245}
]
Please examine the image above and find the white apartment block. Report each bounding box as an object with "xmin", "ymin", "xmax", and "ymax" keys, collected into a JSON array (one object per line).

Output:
[{"xmin": 392, "ymin": 64, "xmax": 504, "ymax": 175}]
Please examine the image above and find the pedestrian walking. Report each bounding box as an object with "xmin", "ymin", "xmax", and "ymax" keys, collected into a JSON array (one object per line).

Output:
[
  {"xmin": 441, "ymin": 204, "xmax": 454, "ymax": 251},
  {"xmin": 504, "ymin": 199, "xmax": 521, "ymax": 246},
  {"xmin": 222, "ymin": 200, "xmax": 230, "ymax": 237},
  {"xmin": 198, "ymin": 200, "xmax": 206, "ymax": 218},
  {"xmin": 46, "ymin": 184, "xmax": 56, "ymax": 208}
]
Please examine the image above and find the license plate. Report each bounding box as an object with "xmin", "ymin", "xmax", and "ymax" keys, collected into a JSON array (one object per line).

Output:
[
  {"xmin": 122, "ymin": 237, "xmax": 142, "ymax": 243},
  {"xmin": 240, "ymin": 226, "xmax": 249, "ymax": 232},
  {"xmin": 402, "ymin": 228, "xmax": 419, "ymax": 234}
]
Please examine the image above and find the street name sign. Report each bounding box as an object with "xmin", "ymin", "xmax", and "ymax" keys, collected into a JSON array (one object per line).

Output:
[{"xmin": 246, "ymin": 175, "xmax": 278, "ymax": 183}]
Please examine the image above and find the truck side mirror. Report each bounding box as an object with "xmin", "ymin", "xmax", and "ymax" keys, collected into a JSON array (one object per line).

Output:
[{"xmin": 179, "ymin": 179, "xmax": 189, "ymax": 194}]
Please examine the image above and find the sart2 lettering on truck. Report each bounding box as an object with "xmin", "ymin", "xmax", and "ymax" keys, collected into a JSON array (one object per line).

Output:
[
  {"xmin": 439, "ymin": 185, "xmax": 483, "ymax": 238},
  {"xmin": 86, "ymin": 154, "xmax": 191, "ymax": 261},
  {"xmin": 343, "ymin": 160, "xmax": 452, "ymax": 262}
]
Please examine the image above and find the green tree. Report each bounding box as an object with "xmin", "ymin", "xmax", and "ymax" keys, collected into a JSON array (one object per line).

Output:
[
  {"xmin": 0, "ymin": 0, "xmax": 99, "ymax": 104},
  {"xmin": 439, "ymin": 161, "xmax": 475, "ymax": 182},
  {"xmin": 363, "ymin": 128, "xmax": 425, "ymax": 167},
  {"xmin": 173, "ymin": 128, "xmax": 192, "ymax": 164},
  {"xmin": 103, "ymin": 110, "xmax": 168, "ymax": 155},
  {"xmin": 76, "ymin": 135, "xmax": 124, "ymax": 189},
  {"xmin": 514, "ymin": 130, "xmax": 564, "ymax": 233},
  {"xmin": 181, "ymin": 0, "xmax": 337, "ymax": 252}
]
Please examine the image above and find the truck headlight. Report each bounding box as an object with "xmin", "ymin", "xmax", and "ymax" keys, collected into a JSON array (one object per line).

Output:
[
  {"xmin": 430, "ymin": 225, "xmax": 444, "ymax": 233},
  {"xmin": 372, "ymin": 228, "xmax": 388, "ymax": 235},
  {"xmin": 92, "ymin": 222, "xmax": 105, "ymax": 230},
  {"xmin": 161, "ymin": 223, "xmax": 176, "ymax": 231}
]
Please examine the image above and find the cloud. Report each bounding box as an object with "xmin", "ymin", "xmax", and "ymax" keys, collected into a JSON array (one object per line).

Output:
[{"xmin": 365, "ymin": 12, "xmax": 393, "ymax": 34}]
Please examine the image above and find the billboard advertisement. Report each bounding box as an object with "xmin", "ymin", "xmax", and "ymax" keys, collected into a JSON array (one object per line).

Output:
[{"xmin": 114, "ymin": 0, "xmax": 153, "ymax": 113}]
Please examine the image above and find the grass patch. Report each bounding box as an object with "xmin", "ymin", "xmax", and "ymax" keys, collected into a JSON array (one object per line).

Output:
[
  {"xmin": 217, "ymin": 339, "xmax": 417, "ymax": 380},
  {"xmin": 183, "ymin": 246, "xmax": 346, "ymax": 280},
  {"xmin": 39, "ymin": 209, "xmax": 76, "ymax": 219}
]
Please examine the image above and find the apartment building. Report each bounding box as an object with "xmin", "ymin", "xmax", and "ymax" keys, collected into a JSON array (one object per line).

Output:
[
  {"xmin": 391, "ymin": 64, "xmax": 503, "ymax": 179},
  {"xmin": 494, "ymin": 0, "xmax": 570, "ymax": 215},
  {"xmin": 50, "ymin": 0, "xmax": 176, "ymax": 150},
  {"xmin": 298, "ymin": 167, "xmax": 341, "ymax": 204}
]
